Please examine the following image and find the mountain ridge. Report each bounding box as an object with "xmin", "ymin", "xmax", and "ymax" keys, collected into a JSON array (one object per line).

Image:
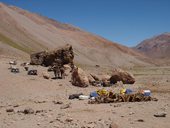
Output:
[{"xmin": 135, "ymin": 33, "xmax": 170, "ymax": 59}]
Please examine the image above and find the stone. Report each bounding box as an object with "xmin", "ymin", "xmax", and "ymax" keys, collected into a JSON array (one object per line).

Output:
[
  {"xmin": 53, "ymin": 101, "xmax": 63, "ymax": 104},
  {"xmin": 154, "ymin": 113, "xmax": 166, "ymax": 117},
  {"xmin": 71, "ymin": 67, "xmax": 89, "ymax": 87},
  {"xmin": 42, "ymin": 72, "xmax": 50, "ymax": 79},
  {"xmin": 60, "ymin": 104, "xmax": 70, "ymax": 109},
  {"xmin": 6, "ymin": 108, "xmax": 14, "ymax": 112},
  {"xmin": 109, "ymin": 121, "xmax": 119, "ymax": 128},
  {"xmin": 23, "ymin": 108, "xmax": 34, "ymax": 114},
  {"xmin": 137, "ymin": 119, "xmax": 144, "ymax": 122},
  {"xmin": 65, "ymin": 118, "xmax": 73, "ymax": 122},
  {"xmin": 110, "ymin": 68, "xmax": 135, "ymax": 84}
]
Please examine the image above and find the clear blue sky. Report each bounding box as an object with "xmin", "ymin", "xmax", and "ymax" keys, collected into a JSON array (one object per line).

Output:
[{"xmin": 1, "ymin": 0, "xmax": 170, "ymax": 46}]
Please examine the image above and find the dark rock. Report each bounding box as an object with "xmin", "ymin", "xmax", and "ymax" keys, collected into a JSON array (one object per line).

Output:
[
  {"xmin": 35, "ymin": 110, "xmax": 44, "ymax": 113},
  {"xmin": 137, "ymin": 119, "xmax": 144, "ymax": 122},
  {"xmin": 154, "ymin": 113, "xmax": 166, "ymax": 117},
  {"xmin": 53, "ymin": 101, "xmax": 63, "ymax": 104},
  {"xmin": 49, "ymin": 121, "xmax": 54, "ymax": 123},
  {"xmin": 65, "ymin": 118, "xmax": 73, "ymax": 122},
  {"xmin": 13, "ymin": 104, "xmax": 19, "ymax": 108},
  {"xmin": 23, "ymin": 108, "xmax": 34, "ymax": 114},
  {"xmin": 6, "ymin": 108, "xmax": 14, "ymax": 112}
]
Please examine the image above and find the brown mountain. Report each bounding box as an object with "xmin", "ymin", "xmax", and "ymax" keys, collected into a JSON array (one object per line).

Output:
[
  {"xmin": 0, "ymin": 2, "xmax": 151, "ymax": 67},
  {"xmin": 135, "ymin": 33, "xmax": 170, "ymax": 59}
]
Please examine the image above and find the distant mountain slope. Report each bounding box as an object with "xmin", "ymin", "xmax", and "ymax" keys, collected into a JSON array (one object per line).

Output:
[
  {"xmin": 135, "ymin": 33, "xmax": 170, "ymax": 59},
  {"xmin": 0, "ymin": 2, "xmax": 151, "ymax": 67}
]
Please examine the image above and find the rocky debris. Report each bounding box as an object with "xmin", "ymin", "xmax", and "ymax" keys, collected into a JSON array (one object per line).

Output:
[
  {"xmin": 113, "ymin": 104, "xmax": 121, "ymax": 108},
  {"xmin": 53, "ymin": 101, "xmax": 63, "ymax": 104},
  {"xmin": 129, "ymin": 112, "xmax": 134, "ymax": 115},
  {"xmin": 71, "ymin": 67, "xmax": 89, "ymax": 87},
  {"xmin": 18, "ymin": 108, "xmax": 34, "ymax": 114},
  {"xmin": 6, "ymin": 108, "xmax": 14, "ymax": 112},
  {"xmin": 154, "ymin": 113, "xmax": 166, "ymax": 117},
  {"xmin": 60, "ymin": 104, "xmax": 71, "ymax": 109},
  {"xmin": 34, "ymin": 100, "xmax": 46, "ymax": 104},
  {"xmin": 109, "ymin": 122, "xmax": 119, "ymax": 128},
  {"xmin": 42, "ymin": 71, "xmax": 50, "ymax": 79},
  {"xmin": 35, "ymin": 110, "xmax": 44, "ymax": 113},
  {"xmin": 65, "ymin": 118, "xmax": 73, "ymax": 122},
  {"xmin": 30, "ymin": 44, "xmax": 74, "ymax": 67},
  {"xmin": 95, "ymin": 65, "xmax": 100, "ymax": 67},
  {"xmin": 13, "ymin": 104, "xmax": 19, "ymax": 108},
  {"xmin": 137, "ymin": 119, "xmax": 144, "ymax": 122},
  {"xmin": 110, "ymin": 68, "xmax": 135, "ymax": 84}
]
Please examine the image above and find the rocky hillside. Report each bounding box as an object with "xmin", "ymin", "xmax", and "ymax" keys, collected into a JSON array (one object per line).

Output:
[
  {"xmin": 135, "ymin": 33, "xmax": 170, "ymax": 59},
  {"xmin": 0, "ymin": 2, "xmax": 151, "ymax": 67}
]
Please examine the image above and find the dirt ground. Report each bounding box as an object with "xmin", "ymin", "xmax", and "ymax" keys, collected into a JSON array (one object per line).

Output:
[{"xmin": 0, "ymin": 57, "xmax": 170, "ymax": 128}]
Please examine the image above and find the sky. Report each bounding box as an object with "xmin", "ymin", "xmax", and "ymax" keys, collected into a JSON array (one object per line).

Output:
[{"xmin": 0, "ymin": 0, "xmax": 170, "ymax": 46}]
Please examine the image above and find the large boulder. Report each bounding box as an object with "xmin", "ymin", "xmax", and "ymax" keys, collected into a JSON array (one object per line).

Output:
[
  {"xmin": 30, "ymin": 44, "xmax": 74, "ymax": 67},
  {"xmin": 110, "ymin": 68, "xmax": 135, "ymax": 84},
  {"xmin": 71, "ymin": 67, "xmax": 89, "ymax": 87}
]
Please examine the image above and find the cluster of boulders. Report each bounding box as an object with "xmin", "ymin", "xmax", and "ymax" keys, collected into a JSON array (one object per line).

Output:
[
  {"xmin": 71, "ymin": 67, "xmax": 135, "ymax": 88},
  {"xmin": 9, "ymin": 44, "xmax": 135, "ymax": 87}
]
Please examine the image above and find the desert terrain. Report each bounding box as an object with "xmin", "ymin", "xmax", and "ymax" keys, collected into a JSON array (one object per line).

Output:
[
  {"xmin": 0, "ymin": 57, "xmax": 169, "ymax": 128},
  {"xmin": 0, "ymin": 2, "xmax": 170, "ymax": 128}
]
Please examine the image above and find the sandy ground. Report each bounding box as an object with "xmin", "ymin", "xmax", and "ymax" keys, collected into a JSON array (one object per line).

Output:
[{"xmin": 0, "ymin": 57, "xmax": 170, "ymax": 128}]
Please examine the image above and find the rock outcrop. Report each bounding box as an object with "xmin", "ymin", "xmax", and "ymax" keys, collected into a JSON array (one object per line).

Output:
[{"xmin": 30, "ymin": 44, "xmax": 74, "ymax": 67}]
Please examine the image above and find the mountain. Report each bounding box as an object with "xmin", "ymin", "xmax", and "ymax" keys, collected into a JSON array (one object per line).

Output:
[
  {"xmin": 135, "ymin": 33, "xmax": 170, "ymax": 59},
  {"xmin": 0, "ymin": 2, "xmax": 151, "ymax": 67}
]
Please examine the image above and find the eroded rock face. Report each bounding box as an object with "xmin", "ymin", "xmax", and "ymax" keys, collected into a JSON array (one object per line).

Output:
[
  {"xmin": 71, "ymin": 67, "xmax": 89, "ymax": 87},
  {"xmin": 110, "ymin": 68, "xmax": 135, "ymax": 84},
  {"xmin": 30, "ymin": 44, "xmax": 74, "ymax": 67}
]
